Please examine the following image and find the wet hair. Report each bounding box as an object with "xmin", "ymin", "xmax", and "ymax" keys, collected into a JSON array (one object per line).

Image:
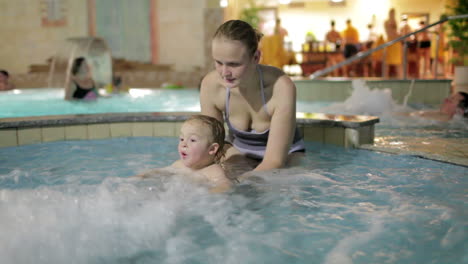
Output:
[
  {"xmin": 213, "ymin": 20, "xmax": 263, "ymax": 57},
  {"xmin": 0, "ymin": 70, "xmax": 9, "ymax": 78},
  {"xmin": 185, "ymin": 115, "xmax": 226, "ymax": 162},
  {"xmin": 71, "ymin": 57, "xmax": 86, "ymax": 75},
  {"xmin": 458, "ymin": 92, "xmax": 468, "ymax": 117}
]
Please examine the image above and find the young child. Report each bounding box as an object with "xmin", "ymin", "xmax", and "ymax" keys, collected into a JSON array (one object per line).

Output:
[
  {"xmin": 0, "ymin": 70, "xmax": 15, "ymax": 91},
  {"xmin": 137, "ymin": 115, "xmax": 232, "ymax": 192}
]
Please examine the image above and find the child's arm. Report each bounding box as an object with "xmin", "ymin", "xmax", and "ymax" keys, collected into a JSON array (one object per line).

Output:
[
  {"xmin": 133, "ymin": 161, "xmax": 179, "ymax": 178},
  {"xmin": 133, "ymin": 168, "xmax": 165, "ymax": 178},
  {"xmin": 202, "ymin": 164, "xmax": 232, "ymax": 193}
]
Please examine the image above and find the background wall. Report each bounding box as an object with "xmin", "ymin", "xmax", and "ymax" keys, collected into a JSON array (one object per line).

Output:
[
  {"xmin": 157, "ymin": 1, "xmax": 205, "ymax": 72},
  {"xmin": 0, "ymin": 0, "xmax": 88, "ymax": 73},
  {"xmin": 0, "ymin": 0, "xmax": 449, "ymax": 75},
  {"xmin": 0, "ymin": 0, "xmax": 220, "ymax": 75}
]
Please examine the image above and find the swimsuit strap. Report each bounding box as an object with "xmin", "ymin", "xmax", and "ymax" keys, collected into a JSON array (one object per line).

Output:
[
  {"xmin": 225, "ymin": 86, "xmax": 231, "ymax": 119},
  {"xmin": 257, "ymin": 66, "xmax": 270, "ymax": 117}
]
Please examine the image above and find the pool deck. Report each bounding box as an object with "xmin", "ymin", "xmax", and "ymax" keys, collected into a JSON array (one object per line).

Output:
[{"xmin": 360, "ymin": 138, "xmax": 468, "ymax": 167}]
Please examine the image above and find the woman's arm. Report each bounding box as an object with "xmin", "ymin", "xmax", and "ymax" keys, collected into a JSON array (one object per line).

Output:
[
  {"xmin": 255, "ymin": 75, "xmax": 297, "ymax": 171},
  {"xmin": 200, "ymin": 73, "xmax": 224, "ymax": 121}
]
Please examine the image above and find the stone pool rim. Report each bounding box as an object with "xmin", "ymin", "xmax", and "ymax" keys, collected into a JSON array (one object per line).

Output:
[{"xmin": 0, "ymin": 112, "xmax": 379, "ymax": 129}]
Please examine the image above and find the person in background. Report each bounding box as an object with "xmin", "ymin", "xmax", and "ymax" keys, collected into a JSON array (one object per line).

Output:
[
  {"xmin": 260, "ymin": 18, "xmax": 288, "ymax": 69},
  {"xmin": 65, "ymin": 57, "xmax": 98, "ymax": 100},
  {"xmin": 0, "ymin": 70, "xmax": 15, "ymax": 91},
  {"xmin": 136, "ymin": 115, "xmax": 232, "ymax": 193},
  {"xmin": 417, "ymin": 20, "xmax": 432, "ymax": 78},
  {"xmin": 325, "ymin": 20, "xmax": 344, "ymax": 76},
  {"xmin": 341, "ymin": 19, "xmax": 360, "ymax": 76},
  {"xmin": 384, "ymin": 8, "xmax": 403, "ymax": 78},
  {"xmin": 431, "ymin": 23, "xmax": 448, "ymax": 78},
  {"xmin": 408, "ymin": 92, "xmax": 468, "ymax": 121},
  {"xmin": 370, "ymin": 34, "xmax": 386, "ymax": 76},
  {"xmin": 400, "ymin": 15, "xmax": 413, "ymax": 40},
  {"xmin": 274, "ymin": 18, "xmax": 288, "ymax": 38},
  {"xmin": 200, "ymin": 20, "xmax": 306, "ymax": 177},
  {"xmin": 105, "ymin": 75, "xmax": 129, "ymax": 94},
  {"xmin": 362, "ymin": 23, "xmax": 378, "ymax": 77},
  {"xmin": 400, "ymin": 16, "xmax": 419, "ymax": 78}
]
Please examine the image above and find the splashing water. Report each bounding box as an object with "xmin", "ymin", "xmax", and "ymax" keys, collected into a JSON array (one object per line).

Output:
[
  {"xmin": 0, "ymin": 138, "xmax": 467, "ymax": 264},
  {"xmin": 320, "ymin": 79, "xmax": 406, "ymax": 117}
]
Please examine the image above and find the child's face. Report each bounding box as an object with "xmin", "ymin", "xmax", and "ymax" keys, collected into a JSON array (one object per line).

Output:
[{"xmin": 178, "ymin": 120, "xmax": 219, "ymax": 170}]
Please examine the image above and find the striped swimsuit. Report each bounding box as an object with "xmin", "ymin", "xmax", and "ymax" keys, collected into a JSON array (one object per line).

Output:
[{"xmin": 224, "ymin": 67, "xmax": 305, "ymax": 159}]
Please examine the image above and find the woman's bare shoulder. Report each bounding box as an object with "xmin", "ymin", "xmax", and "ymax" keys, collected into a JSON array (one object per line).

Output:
[{"xmin": 201, "ymin": 70, "xmax": 221, "ymax": 89}]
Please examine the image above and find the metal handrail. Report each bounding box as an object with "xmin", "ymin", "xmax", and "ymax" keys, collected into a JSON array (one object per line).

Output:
[{"xmin": 309, "ymin": 14, "xmax": 468, "ymax": 80}]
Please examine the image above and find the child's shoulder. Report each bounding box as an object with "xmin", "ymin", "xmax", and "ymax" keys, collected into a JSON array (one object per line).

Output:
[{"xmin": 200, "ymin": 163, "xmax": 228, "ymax": 181}]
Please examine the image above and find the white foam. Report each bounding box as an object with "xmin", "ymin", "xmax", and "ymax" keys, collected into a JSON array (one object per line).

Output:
[{"xmin": 320, "ymin": 79, "xmax": 404, "ymax": 117}]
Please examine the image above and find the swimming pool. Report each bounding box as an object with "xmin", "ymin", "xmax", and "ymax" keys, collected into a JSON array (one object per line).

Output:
[
  {"xmin": 0, "ymin": 88, "xmax": 330, "ymax": 118},
  {"xmin": 0, "ymin": 137, "xmax": 466, "ymax": 263}
]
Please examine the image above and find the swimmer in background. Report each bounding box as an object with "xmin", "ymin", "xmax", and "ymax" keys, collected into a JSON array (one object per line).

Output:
[
  {"xmin": 136, "ymin": 115, "xmax": 232, "ymax": 193},
  {"xmin": 65, "ymin": 57, "xmax": 98, "ymax": 100},
  {"xmin": 105, "ymin": 75, "xmax": 128, "ymax": 94},
  {"xmin": 408, "ymin": 92, "xmax": 468, "ymax": 121},
  {"xmin": 0, "ymin": 70, "xmax": 15, "ymax": 91}
]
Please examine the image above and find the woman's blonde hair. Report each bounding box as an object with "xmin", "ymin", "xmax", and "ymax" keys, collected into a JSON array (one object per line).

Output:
[
  {"xmin": 185, "ymin": 115, "xmax": 226, "ymax": 162},
  {"xmin": 213, "ymin": 20, "xmax": 263, "ymax": 57}
]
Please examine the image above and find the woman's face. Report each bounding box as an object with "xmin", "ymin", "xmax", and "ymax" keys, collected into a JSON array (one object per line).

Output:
[
  {"xmin": 212, "ymin": 37, "xmax": 256, "ymax": 88},
  {"xmin": 440, "ymin": 92, "xmax": 463, "ymax": 117}
]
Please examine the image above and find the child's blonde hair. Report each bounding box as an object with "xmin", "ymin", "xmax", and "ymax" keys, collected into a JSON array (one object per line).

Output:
[{"xmin": 185, "ymin": 115, "xmax": 226, "ymax": 162}]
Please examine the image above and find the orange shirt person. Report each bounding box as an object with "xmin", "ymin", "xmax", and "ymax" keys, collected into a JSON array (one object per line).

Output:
[
  {"xmin": 325, "ymin": 20, "xmax": 344, "ymax": 76},
  {"xmin": 342, "ymin": 19, "xmax": 360, "ymax": 76}
]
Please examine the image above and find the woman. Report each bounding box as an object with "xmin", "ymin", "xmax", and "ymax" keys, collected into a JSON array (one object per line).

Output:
[
  {"xmin": 200, "ymin": 20, "xmax": 305, "ymax": 174},
  {"xmin": 65, "ymin": 57, "xmax": 97, "ymax": 100}
]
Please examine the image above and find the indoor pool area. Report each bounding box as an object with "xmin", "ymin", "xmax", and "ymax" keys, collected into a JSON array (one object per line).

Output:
[
  {"xmin": 0, "ymin": 80, "xmax": 467, "ymax": 264},
  {"xmin": 2, "ymin": 0, "xmax": 467, "ymax": 263}
]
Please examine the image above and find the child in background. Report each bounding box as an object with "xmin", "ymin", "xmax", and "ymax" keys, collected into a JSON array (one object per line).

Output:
[
  {"xmin": 137, "ymin": 115, "xmax": 232, "ymax": 192},
  {"xmin": 105, "ymin": 75, "xmax": 128, "ymax": 94},
  {"xmin": 0, "ymin": 70, "xmax": 15, "ymax": 91}
]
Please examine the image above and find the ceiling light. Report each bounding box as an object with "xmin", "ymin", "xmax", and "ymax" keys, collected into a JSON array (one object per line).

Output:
[{"xmin": 220, "ymin": 0, "xmax": 228, "ymax": 8}]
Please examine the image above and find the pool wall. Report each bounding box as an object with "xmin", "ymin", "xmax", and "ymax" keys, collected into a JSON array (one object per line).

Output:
[
  {"xmin": 12, "ymin": 71, "xmax": 451, "ymax": 106},
  {"xmin": 0, "ymin": 112, "xmax": 379, "ymax": 149},
  {"xmin": 295, "ymin": 79, "xmax": 452, "ymax": 105}
]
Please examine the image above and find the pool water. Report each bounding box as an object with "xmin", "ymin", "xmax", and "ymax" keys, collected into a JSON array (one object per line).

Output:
[
  {"xmin": 0, "ymin": 88, "xmax": 329, "ymax": 118},
  {"xmin": 0, "ymin": 137, "xmax": 466, "ymax": 264}
]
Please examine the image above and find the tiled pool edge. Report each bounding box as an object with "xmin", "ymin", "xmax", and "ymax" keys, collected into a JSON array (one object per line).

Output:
[
  {"xmin": 0, "ymin": 112, "xmax": 379, "ymax": 149},
  {"xmin": 359, "ymin": 144, "xmax": 468, "ymax": 168}
]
